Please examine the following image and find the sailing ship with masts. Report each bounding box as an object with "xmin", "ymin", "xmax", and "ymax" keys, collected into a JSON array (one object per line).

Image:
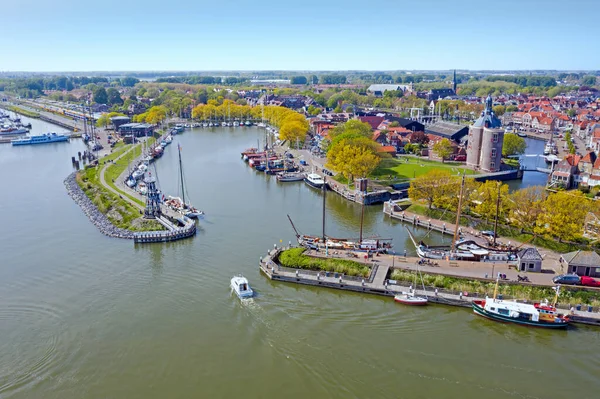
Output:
[
  {"xmin": 288, "ymin": 175, "xmax": 392, "ymax": 253},
  {"xmin": 164, "ymin": 144, "xmax": 204, "ymax": 219},
  {"xmin": 410, "ymin": 174, "xmax": 516, "ymax": 262}
]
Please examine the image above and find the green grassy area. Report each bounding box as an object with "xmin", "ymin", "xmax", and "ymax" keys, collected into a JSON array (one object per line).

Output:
[
  {"xmin": 6, "ymin": 105, "xmax": 40, "ymax": 118},
  {"xmin": 502, "ymin": 158, "xmax": 520, "ymax": 168},
  {"xmin": 406, "ymin": 203, "xmax": 580, "ymax": 254},
  {"xmin": 389, "ymin": 269, "xmax": 600, "ymax": 307},
  {"xmin": 76, "ymin": 143, "xmax": 163, "ymax": 232},
  {"xmin": 102, "ymin": 138, "xmax": 156, "ymax": 207},
  {"xmin": 278, "ymin": 248, "xmax": 371, "ymax": 277},
  {"xmin": 372, "ymin": 157, "xmax": 477, "ymax": 182}
]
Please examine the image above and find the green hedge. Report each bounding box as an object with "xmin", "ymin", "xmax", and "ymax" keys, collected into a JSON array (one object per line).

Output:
[
  {"xmin": 278, "ymin": 248, "xmax": 371, "ymax": 277},
  {"xmin": 390, "ymin": 269, "xmax": 600, "ymax": 306}
]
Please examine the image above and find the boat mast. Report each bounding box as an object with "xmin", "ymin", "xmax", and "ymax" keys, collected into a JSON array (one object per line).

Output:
[
  {"xmin": 322, "ymin": 175, "xmax": 326, "ymax": 242},
  {"xmin": 552, "ymin": 285, "xmax": 560, "ymax": 307},
  {"xmin": 178, "ymin": 144, "xmax": 185, "ymax": 205},
  {"xmin": 492, "ymin": 277, "xmax": 499, "ymax": 301},
  {"xmin": 451, "ymin": 174, "xmax": 466, "ymax": 255},
  {"xmin": 493, "ymin": 181, "xmax": 501, "ymax": 246},
  {"xmin": 359, "ymin": 199, "xmax": 365, "ymax": 243}
]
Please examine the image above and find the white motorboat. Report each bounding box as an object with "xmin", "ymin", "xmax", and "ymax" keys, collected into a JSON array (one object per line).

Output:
[
  {"xmin": 233, "ymin": 121, "xmax": 239, "ymax": 127},
  {"xmin": 202, "ymin": 123, "xmax": 208, "ymax": 128},
  {"xmin": 221, "ymin": 122, "xmax": 227, "ymax": 127},
  {"xmin": 126, "ymin": 177, "xmax": 137, "ymax": 188},
  {"xmin": 304, "ymin": 173, "xmax": 326, "ymax": 189},
  {"xmin": 231, "ymin": 275, "xmax": 254, "ymax": 299}
]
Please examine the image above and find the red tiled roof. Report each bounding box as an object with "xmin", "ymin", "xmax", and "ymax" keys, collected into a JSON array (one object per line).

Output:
[
  {"xmin": 593, "ymin": 158, "xmax": 600, "ymax": 169},
  {"xmin": 565, "ymin": 154, "xmax": 582, "ymax": 166},
  {"xmin": 358, "ymin": 116, "xmax": 384, "ymax": 130},
  {"xmin": 581, "ymin": 152, "xmax": 596, "ymax": 163},
  {"xmin": 377, "ymin": 146, "xmax": 397, "ymax": 153}
]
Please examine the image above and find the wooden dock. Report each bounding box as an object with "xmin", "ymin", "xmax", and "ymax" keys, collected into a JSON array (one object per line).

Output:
[{"xmin": 259, "ymin": 247, "xmax": 600, "ymax": 327}]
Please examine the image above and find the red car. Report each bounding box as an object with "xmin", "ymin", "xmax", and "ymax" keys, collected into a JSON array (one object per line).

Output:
[{"xmin": 580, "ymin": 276, "xmax": 600, "ymax": 287}]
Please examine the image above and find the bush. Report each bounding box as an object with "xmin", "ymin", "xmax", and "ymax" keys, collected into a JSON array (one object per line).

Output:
[{"xmin": 278, "ymin": 248, "xmax": 370, "ymax": 277}]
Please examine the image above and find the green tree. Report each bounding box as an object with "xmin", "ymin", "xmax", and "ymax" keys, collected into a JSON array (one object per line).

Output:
[
  {"xmin": 492, "ymin": 105, "xmax": 506, "ymax": 116},
  {"xmin": 92, "ymin": 86, "xmax": 108, "ymax": 104},
  {"xmin": 326, "ymin": 136, "xmax": 380, "ymax": 181},
  {"xmin": 106, "ymin": 88, "xmax": 123, "ymax": 105},
  {"xmin": 508, "ymin": 186, "xmax": 547, "ymax": 233},
  {"xmin": 502, "ymin": 134, "xmax": 527, "ymax": 157},
  {"xmin": 582, "ymin": 75, "xmax": 597, "ymax": 86},
  {"xmin": 470, "ymin": 181, "xmax": 509, "ymax": 223},
  {"xmin": 280, "ymin": 121, "xmax": 307, "ymax": 147},
  {"xmin": 329, "ymin": 120, "xmax": 372, "ymax": 139},
  {"xmin": 408, "ymin": 169, "xmax": 452, "ymax": 209},
  {"xmin": 290, "ymin": 76, "xmax": 308, "ymax": 85},
  {"xmin": 432, "ymin": 138, "xmax": 454, "ymax": 162},
  {"xmin": 536, "ymin": 191, "xmax": 591, "ymax": 242}
]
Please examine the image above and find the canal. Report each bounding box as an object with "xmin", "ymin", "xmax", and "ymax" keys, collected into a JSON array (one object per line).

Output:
[{"xmin": 0, "ymin": 127, "xmax": 598, "ymax": 399}]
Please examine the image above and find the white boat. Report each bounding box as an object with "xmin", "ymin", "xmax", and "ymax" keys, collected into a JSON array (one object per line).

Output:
[
  {"xmin": 233, "ymin": 121, "xmax": 239, "ymax": 127},
  {"xmin": 202, "ymin": 123, "xmax": 208, "ymax": 128},
  {"xmin": 393, "ymin": 263, "xmax": 428, "ymax": 306},
  {"xmin": 257, "ymin": 122, "xmax": 266, "ymax": 128},
  {"xmin": 394, "ymin": 292, "xmax": 428, "ymax": 306},
  {"xmin": 304, "ymin": 173, "xmax": 326, "ymax": 189},
  {"xmin": 126, "ymin": 177, "xmax": 137, "ymax": 187},
  {"xmin": 231, "ymin": 275, "xmax": 254, "ymax": 299},
  {"xmin": 221, "ymin": 122, "xmax": 227, "ymax": 127},
  {"xmin": 132, "ymin": 169, "xmax": 145, "ymax": 180}
]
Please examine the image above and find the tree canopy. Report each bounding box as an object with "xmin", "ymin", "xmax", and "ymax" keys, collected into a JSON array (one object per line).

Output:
[
  {"xmin": 432, "ymin": 138, "xmax": 454, "ymax": 162},
  {"xmin": 329, "ymin": 120, "xmax": 372, "ymax": 140},
  {"xmin": 502, "ymin": 134, "xmax": 527, "ymax": 157},
  {"xmin": 92, "ymin": 86, "xmax": 108, "ymax": 104},
  {"xmin": 326, "ymin": 136, "xmax": 380, "ymax": 181}
]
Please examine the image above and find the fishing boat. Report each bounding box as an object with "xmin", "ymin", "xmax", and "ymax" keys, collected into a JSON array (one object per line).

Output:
[
  {"xmin": 12, "ymin": 132, "xmax": 69, "ymax": 146},
  {"xmin": 472, "ymin": 280, "xmax": 569, "ymax": 329},
  {"xmin": 304, "ymin": 173, "xmax": 326, "ymax": 189},
  {"xmin": 276, "ymin": 172, "xmax": 305, "ymax": 182},
  {"xmin": 231, "ymin": 275, "xmax": 254, "ymax": 299},
  {"xmin": 517, "ymin": 132, "xmax": 527, "ymax": 138},
  {"xmin": 0, "ymin": 127, "xmax": 28, "ymax": 136}
]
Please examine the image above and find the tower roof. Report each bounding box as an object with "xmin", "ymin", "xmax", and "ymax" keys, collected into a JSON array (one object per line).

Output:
[{"xmin": 472, "ymin": 95, "xmax": 502, "ymax": 128}]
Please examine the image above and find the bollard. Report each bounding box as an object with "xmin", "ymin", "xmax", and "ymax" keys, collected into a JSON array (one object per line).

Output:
[{"xmin": 362, "ymin": 279, "xmax": 365, "ymax": 286}]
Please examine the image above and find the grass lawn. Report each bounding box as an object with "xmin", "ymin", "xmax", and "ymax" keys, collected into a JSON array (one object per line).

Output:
[
  {"xmin": 278, "ymin": 248, "xmax": 371, "ymax": 277},
  {"xmin": 372, "ymin": 157, "xmax": 477, "ymax": 182}
]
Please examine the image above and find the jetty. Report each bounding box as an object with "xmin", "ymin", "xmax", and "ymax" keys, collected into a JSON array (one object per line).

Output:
[{"xmin": 260, "ymin": 246, "xmax": 600, "ymax": 327}]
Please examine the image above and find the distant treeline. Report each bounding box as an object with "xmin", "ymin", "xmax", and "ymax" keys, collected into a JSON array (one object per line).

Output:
[
  {"xmin": 484, "ymin": 75, "xmax": 557, "ymax": 87},
  {"xmin": 155, "ymin": 76, "xmax": 249, "ymax": 85},
  {"xmin": 0, "ymin": 76, "xmax": 139, "ymax": 98}
]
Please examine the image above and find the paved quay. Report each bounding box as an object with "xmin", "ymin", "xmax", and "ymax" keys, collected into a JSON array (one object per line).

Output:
[{"xmin": 260, "ymin": 247, "xmax": 600, "ymax": 326}]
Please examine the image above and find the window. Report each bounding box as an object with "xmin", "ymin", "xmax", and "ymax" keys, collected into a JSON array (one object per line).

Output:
[
  {"xmin": 529, "ymin": 263, "xmax": 535, "ymax": 269},
  {"xmin": 492, "ymin": 133, "xmax": 498, "ymax": 143},
  {"xmin": 490, "ymin": 161, "xmax": 496, "ymax": 170},
  {"xmin": 491, "ymin": 149, "xmax": 497, "ymax": 158}
]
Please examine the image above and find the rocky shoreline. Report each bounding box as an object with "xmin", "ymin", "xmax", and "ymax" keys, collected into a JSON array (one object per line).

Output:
[{"xmin": 64, "ymin": 172, "xmax": 135, "ymax": 239}]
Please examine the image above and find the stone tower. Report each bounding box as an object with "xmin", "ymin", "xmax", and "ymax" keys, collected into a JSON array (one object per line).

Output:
[{"xmin": 466, "ymin": 95, "xmax": 503, "ymax": 172}]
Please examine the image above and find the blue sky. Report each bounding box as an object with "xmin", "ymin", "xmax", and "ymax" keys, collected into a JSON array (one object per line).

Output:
[{"xmin": 1, "ymin": 0, "xmax": 597, "ymax": 71}]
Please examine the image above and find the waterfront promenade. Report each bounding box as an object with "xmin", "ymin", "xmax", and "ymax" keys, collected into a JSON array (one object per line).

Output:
[{"xmin": 260, "ymin": 247, "xmax": 600, "ymax": 326}]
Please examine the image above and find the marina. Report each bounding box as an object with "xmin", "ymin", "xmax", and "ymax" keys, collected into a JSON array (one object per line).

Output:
[{"xmin": 2, "ymin": 125, "xmax": 600, "ymax": 399}]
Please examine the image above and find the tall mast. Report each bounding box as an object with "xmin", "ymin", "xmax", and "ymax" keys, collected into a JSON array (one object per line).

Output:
[
  {"xmin": 322, "ymin": 176, "xmax": 326, "ymax": 242},
  {"xmin": 359, "ymin": 198, "xmax": 365, "ymax": 243},
  {"xmin": 451, "ymin": 174, "xmax": 466, "ymax": 255},
  {"xmin": 493, "ymin": 182, "xmax": 501, "ymax": 246},
  {"xmin": 178, "ymin": 144, "xmax": 185, "ymax": 205}
]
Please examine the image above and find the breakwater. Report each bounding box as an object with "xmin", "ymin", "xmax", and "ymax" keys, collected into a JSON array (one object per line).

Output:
[{"xmin": 64, "ymin": 172, "xmax": 135, "ymax": 239}]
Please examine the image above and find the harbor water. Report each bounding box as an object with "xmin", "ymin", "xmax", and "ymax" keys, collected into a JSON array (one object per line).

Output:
[{"xmin": 0, "ymin": 127, "xmax": 598, "ymax": 399}]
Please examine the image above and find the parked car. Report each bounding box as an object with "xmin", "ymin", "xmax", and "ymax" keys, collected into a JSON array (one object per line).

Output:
[
  {"xmin": 580, "ymin": 276, "xmax": 600, "ymax": 287},
  {"xmin": 454, "ymin": 155, "xmax": 466, "ymax": 162},
  {"xmin": 552, "ymin": 274, "xmax": 581, "ymax": 285}
]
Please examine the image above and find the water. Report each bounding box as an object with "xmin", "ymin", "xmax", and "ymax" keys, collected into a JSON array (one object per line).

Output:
[
  {"xmin": 0, "ymin": 127, "xmax": 598, "ymax": 399},
  {"xmin": 508, "ymin": 138, "xmax": 550, "ymax": 190}
]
